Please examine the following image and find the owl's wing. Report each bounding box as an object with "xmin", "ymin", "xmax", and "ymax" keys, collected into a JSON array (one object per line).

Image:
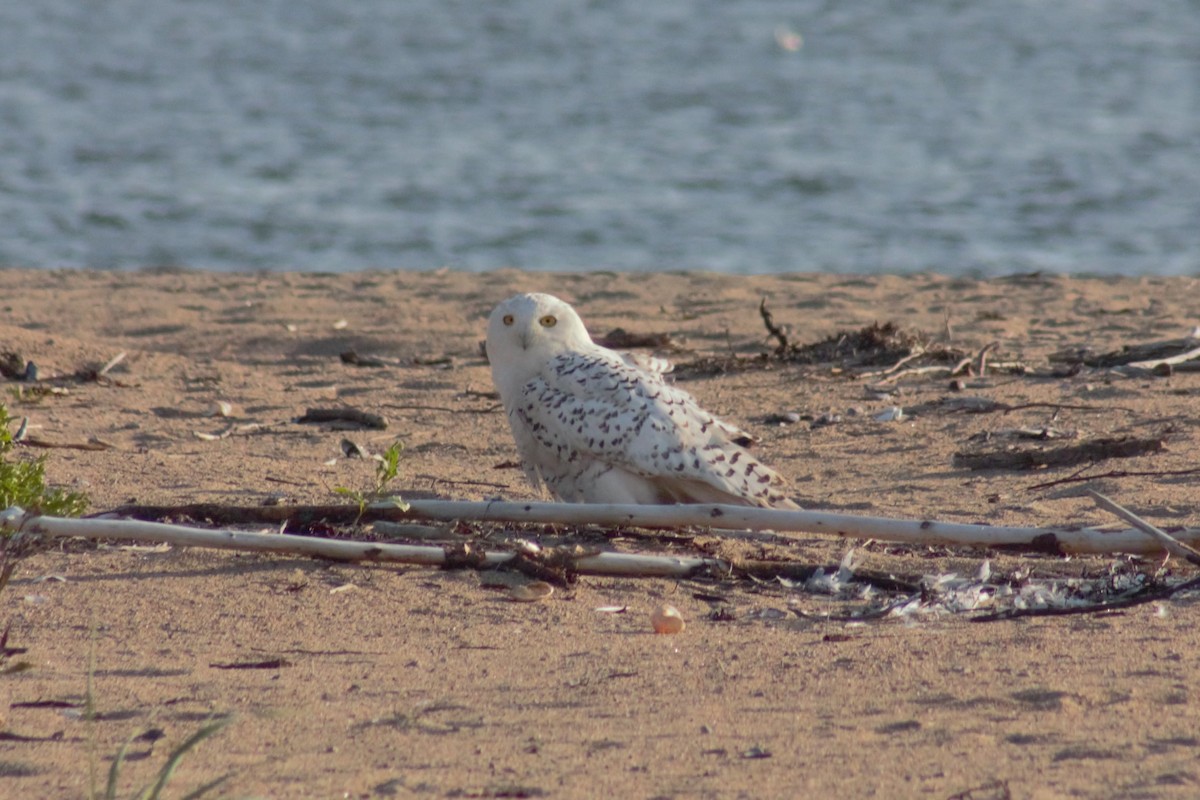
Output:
[
  {"xmin": 619, "ymin": 350, "xmax": 673, "ymax": 376},
  {"xmin": 513, "ymin": 349, "xmax": 791, "ymax": 505}
]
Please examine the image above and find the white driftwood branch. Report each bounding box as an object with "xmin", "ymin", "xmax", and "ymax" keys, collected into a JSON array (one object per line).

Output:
[
  {"xmin": 1088, "ymin": 490, "xmax": 1200, "ymax": 566},
  {"xmin": 0, "ymin": 507, "xmax": 715, "ymax": 578},
  {"xmin": 1125, "ymin": 343, "xmax": 1200, "ymax": 371},
  {"xmin": 6, "ymin": 497, "xmax": 1197, "ymax": 562},
  {"xmin": 393, "ymin": 499, "xmax": 1200, "ymax": 556}
]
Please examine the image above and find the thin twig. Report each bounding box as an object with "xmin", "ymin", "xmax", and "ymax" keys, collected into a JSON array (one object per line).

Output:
[
  {"xmin": 1087, "ymin": 490, "xmax": 1200, "ymax": 567},
  {"xmin": 868, "ymin": 365, "xmax": 952, "ymax": 385},
  {"xmin": 415, "ymin": 474, "xmax": 511, "ymax": 490},
  {"xmin": 1026, "ymin": 465, "xmax": 1200, "ymax": 492},
  {"xmin": 264, "ymin": 475, "xmax": 309, "ymax": 487},
  {"xmin": 385, "ymin": 404, "xmax": 500, "ymax": 415},
  {"xmin": 16, "ymin": 437, "xmax": 115, "ymax": 451},
  {"xmin": 975, "ymin": 341, "xmax": 999, "ymax": 377},
  {"xmin": 863, "ymin": 350, "xmax": 927, "ymax": 379},
  {"xmin": 98, "ymin": 351, "xmax": 127, "ymax": 377},
  {"xmin": 758, "ymin": 298, "xmax": 790, "ymax": 353},
  {"xmin": 1000, "ymin": 402, "xmax": 1135, "ymax": 415}
]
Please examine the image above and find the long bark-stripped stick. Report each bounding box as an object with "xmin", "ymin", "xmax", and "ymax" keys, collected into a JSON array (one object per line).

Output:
[
  {"xmin": 1087, "ymin": 490, "xmax": 1200, "ymax": 567},
  {"xmin": 0, "ymin": 507, "xmax": 715, "ymax": 578},
  {"xmin": 1124, "ymin": 344, "xmax": 1200, "ymax": 372},
  {"xmin": 108, "ymin": 499, "xmax": 1200, "ymax": 556},
  {"xmin": 393, "ymin": 499, "xmax": 1200, "ymax": 556}
]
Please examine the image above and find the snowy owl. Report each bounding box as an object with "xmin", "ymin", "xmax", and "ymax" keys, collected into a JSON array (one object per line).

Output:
[{"xmin": 486, "ymin": 293, "xmax": 800, "ymax": 508}]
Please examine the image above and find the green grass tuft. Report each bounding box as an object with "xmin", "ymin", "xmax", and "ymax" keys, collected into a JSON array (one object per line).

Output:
[
  {"xmin": 99, "ymin": 716, "xmax": 233, "ymax": 800},
  {"xmin": 0, "ymin": 404, "xmax": 88, "ymax": 516}
]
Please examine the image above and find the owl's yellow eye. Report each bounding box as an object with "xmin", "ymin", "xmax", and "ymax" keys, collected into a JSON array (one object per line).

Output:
[
  {"xmin": 539, "ymin": 315, "xmax": 557, "ymax": 328},
  {"xmin": 502, "ymin": 314, "xmax": 514, "ymax": 326}
]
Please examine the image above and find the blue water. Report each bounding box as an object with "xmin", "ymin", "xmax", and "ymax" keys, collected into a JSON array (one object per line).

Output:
[{"xmin": 1, "ymin": 0, "xmax": 1198, "ymax": 274}]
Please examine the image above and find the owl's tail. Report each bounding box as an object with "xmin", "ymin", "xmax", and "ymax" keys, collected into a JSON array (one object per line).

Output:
[{"xmin": 647, "ymin": 475, "xmax": 802, "ymax": 509}]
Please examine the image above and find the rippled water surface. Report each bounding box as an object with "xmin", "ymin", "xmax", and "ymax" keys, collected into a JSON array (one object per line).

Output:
[{"xmin": 2, "ymin": 0, "xmax": 1197, "ymax": 274}]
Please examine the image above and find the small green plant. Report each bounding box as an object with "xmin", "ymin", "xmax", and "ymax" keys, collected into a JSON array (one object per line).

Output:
[
  {"xmin": 0, "ymin": 404, "xmax": 88, "ymax": 516},
  {"xmin": 102, "ymin": 716, "xmax": 233, "ymax": 800},
  {"xmin": 86, "ymin": 621, "xmax": 233, "ymax": 800},
  {"xmin": 335, "ymin": 440, "xmax": 409, "ymax": 521}
]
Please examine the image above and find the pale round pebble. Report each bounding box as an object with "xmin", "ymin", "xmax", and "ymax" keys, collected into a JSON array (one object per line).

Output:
[{"xmin": 650, "ymin": 604, "xmax": 685, "ymax": 634}]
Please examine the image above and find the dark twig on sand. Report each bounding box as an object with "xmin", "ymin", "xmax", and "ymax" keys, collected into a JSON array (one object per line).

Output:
[
  {"xmin": 953, "ymin": 434, "xmax": 1166, "ymax": 471},
  {"xmin": 758, "ymin": 299, "xmax": 790, "ymax": 354},
  {"xmin": 1026, "ymin": 465, "xmax": 1200, "ymax": 492},
  {"xmin": 339, "ymin": 350, "xmax": 390, "ymax": 368},
  {"xmin": 904, "ymin": 397, "xmax": 1133, "ymax": 417},
  {"xmin": 16, "ymin": 437, "xmax": 114, "ymax": 452},
  {"xmin": 296, "ymin": 407, "xmax": 388, "ymax": 430},
  {"xmin": 383, "ymin": 403, "xmax": 500, "ymax": 415}
]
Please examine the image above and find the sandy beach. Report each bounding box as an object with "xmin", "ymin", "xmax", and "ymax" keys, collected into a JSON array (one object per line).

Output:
[{"xmin": 2, "ymin": 268, "xmax": 1199, "ymax": 799}]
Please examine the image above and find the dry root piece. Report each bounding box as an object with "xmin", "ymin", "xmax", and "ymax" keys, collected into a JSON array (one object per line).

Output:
[{"xmin": 953, "ymin": 434, "xmax": 1166, "ymax": 472}]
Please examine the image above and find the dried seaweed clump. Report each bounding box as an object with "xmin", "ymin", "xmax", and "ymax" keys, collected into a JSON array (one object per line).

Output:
[
  {"xmin": 782, "ymin": 322, "xmax": 963, "ymax": 368},
  {"xmin": 672, "ymin": 301, "xmax": 969, "ymax": 378}
]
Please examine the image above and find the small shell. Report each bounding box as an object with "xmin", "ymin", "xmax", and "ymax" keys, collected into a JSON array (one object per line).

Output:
[
  {"xmin": 874, "ymin": 406, "xmax": 905, "ymax": 422},
  {"xmin": 509, "ymin": 581, "xmax": 554, "ymax": 603},
  {"xmin": 340, "ymin": 439, "xmax": 370, "ymax": 459},
  {"xmin": 650, "ymin": 604, "xmax": 685, "ymax": 634}
]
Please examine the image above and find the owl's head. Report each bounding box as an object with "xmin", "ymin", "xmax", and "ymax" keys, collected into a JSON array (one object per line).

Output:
[{"xmin": 486, "ymin": 293, "xmax": 593, "ymax": 383}]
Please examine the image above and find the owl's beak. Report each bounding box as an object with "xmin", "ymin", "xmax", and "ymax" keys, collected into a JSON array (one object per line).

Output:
[{"xmin": 519, "ymin": 327, "xmax": 531, "ymax": 350}]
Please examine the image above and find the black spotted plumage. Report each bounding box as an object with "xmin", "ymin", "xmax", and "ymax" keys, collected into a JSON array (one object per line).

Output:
[{"xmin": 487, "ymin": 293, "xmax": 800, "ymax": 508}]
